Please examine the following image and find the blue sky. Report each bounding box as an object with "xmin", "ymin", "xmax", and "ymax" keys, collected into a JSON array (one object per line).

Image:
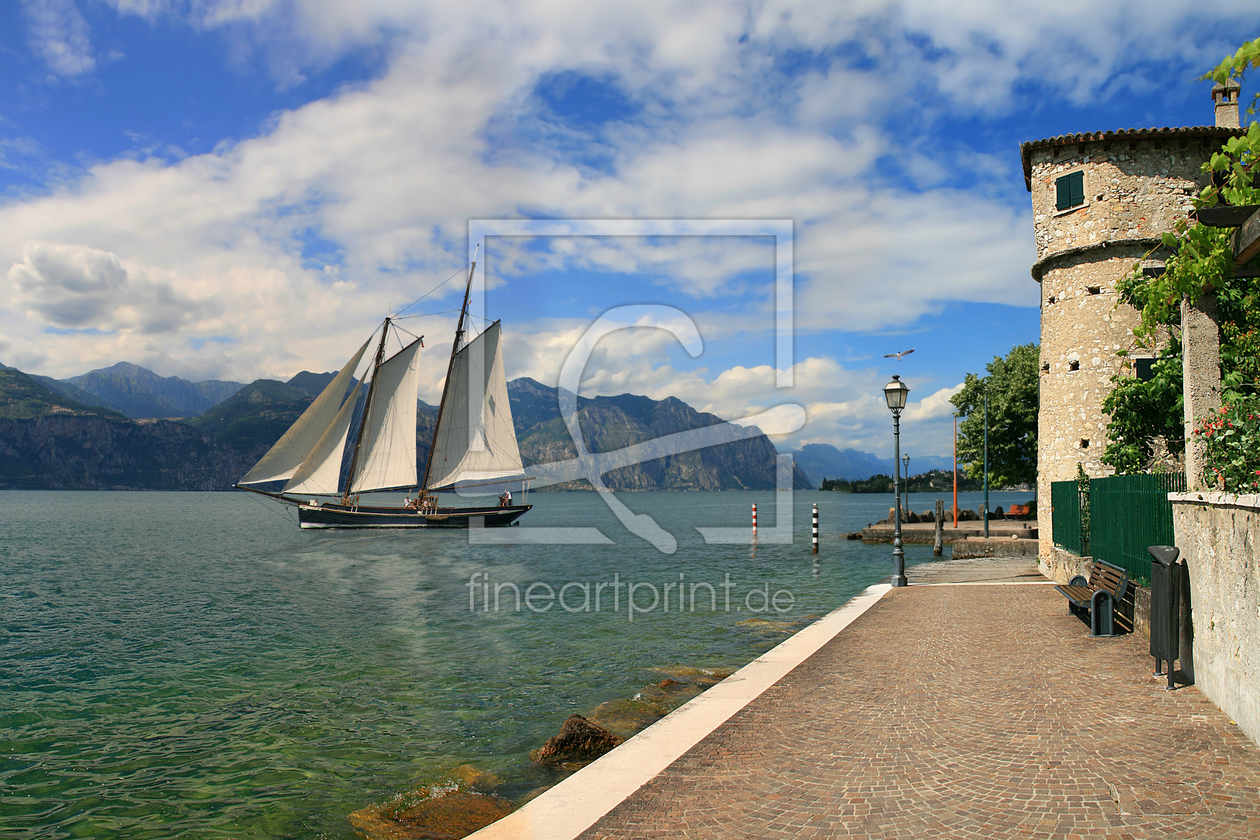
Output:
[{"xmin": 0, "ymin": 1, "xmax": 1255, "ymax": 458}]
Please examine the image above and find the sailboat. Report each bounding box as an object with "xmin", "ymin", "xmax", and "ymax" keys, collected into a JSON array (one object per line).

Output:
[{"xmin": 235, "ymin": 260, "xmax": 532, "ymax": 528}]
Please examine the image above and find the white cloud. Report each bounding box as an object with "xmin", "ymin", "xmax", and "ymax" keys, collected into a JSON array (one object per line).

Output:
[
  {"xmin": 497, "ymin": 318, "xmax": 961, "ymax": 456},
  {"xmin": 795, "ymin": 187, "xmax": 1038, "ymax": 332},
  {"xmin": 490, "ymin": 234, "xmax": 776, "ymax": 299},
  {"xmin": 84, "ymin": 0, "xmax": 1256, "ymax": 117},
  {"xmin": 903, "ymin": 383, "xmax": 964, "ymax": 423},
  {"xmin": 21, "ymin": 0, "xmax": 95, "ymax": 77},
  {"xmin": 8, "ymin": 241, "xmax": 221, "ymax": 333},
  {"xmin": 6, "ymin": 0, "xmax": 1255, "ymax": 451}
]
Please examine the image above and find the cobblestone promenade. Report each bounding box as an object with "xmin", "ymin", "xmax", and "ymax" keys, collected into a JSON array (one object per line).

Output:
[{"xmin": 578, "ymin": 558, "xmax": 1260, "ymax": 839}]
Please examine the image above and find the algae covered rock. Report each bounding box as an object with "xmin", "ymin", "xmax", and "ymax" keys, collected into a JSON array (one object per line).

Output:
[
  {"xmin": 389, "ymin": 791, "xmax": 515, "ymax": 840},
  {"xmin": 444, "ymin": 764, "xmax": 503, "ymax": 791},
  {"xmin": 349, "ymin": 786, "xmax": 516, "ymax": 840},
  {"xmin": 530, "ymin": 714, "xmax": 623, "ymax": 766}
]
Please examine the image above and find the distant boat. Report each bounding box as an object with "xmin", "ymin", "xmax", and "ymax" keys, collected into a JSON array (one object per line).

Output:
[{"xmin": 235, "ymin": 259, "xmax": 531, "ymax": 529}]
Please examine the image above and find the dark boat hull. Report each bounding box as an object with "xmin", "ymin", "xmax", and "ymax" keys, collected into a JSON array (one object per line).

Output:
[{"xmin": 296, "ymin": 502, "xmax": 531, "ymax": 529}]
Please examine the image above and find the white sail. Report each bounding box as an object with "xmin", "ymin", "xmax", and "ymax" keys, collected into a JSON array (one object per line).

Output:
[
  {"xmin": 426, "ymin": 321, "xmax": 526, "ymax": 490},
  {"xmin": 281, "ymin": 379, "xmax": 363, "ymax": 496},
  {"xmin": 350, "ymin": 337, "xmax": 424, "ymax": 493},
  {"xmin": 239, "ymin": 337, "xmax": 371, "ymax": 486}
]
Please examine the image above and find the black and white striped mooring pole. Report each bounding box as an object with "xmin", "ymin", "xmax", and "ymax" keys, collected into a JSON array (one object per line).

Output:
[{"xmin": 812, "ymin": 503, "xmax": 819, "ymax": 553}]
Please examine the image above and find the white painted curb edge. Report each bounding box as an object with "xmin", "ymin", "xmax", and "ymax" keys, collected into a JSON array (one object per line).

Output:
[{"xmin": 467, "ymin": 582, "xmax": 893, "ymax": 840}]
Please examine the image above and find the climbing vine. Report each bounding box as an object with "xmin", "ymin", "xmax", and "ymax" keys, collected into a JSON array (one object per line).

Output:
[{"xmin": 1103, "ymin": 38, "xmax": 1260, "ymax": 486}]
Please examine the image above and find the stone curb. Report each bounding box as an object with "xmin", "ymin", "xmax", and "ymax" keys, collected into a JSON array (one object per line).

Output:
[{"xmin": 1169, "ymin": 491, "xmax": 1260, "ymax": 510}]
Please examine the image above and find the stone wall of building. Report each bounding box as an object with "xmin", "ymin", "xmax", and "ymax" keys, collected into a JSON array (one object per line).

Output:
[
  {"xmin": 1035, "ymin": 248, "xmax": 1146, "ymax": 560},
  {"xmin": 1026, "ymin": 133, "xmax": 1221, "ymax": 562},
  {"xmin": 1027, "ymin": 137, "xmax": 1213, "ymax": 264}
]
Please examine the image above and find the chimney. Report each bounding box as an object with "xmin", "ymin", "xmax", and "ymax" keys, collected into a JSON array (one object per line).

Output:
[{"xmin": 1214, "ymin": 79, "xmax": 1241, "ymax": 128}]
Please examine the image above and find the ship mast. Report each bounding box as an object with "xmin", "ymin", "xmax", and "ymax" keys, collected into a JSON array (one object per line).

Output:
[
  {"xmin": 420, "ymin": 252, "xmax": 478, "ymax": 496},
  {"xmin": 342, "ymin": 319, "xmax": 391, "ymax": 504}
]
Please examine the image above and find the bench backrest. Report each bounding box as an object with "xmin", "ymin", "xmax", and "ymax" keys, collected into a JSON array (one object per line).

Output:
[
  {"xmin": 1087, "ymin": 560, "xmax": 1129, "ymax": 600},
  {"xmin": 1008, "ymin": 504, "xmax": 1029, "ymax": 516}
]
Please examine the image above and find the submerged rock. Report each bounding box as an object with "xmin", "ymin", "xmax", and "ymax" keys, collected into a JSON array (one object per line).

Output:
[
  {"xmin": 736, "ymin": 616, "xmax": 793, "ymax": 633},
  {"xmin": 350, "ymin": 787, "xmax": 516, "ymax": 840},
  {"xmin": 530, "ymin": 714, "xmax": 623, "ymax": 766},
  {"xmin": 391, "ymin": 792, "xmax": 515, "ymax": 839},
  {"xmin": 588, "ymin": 698, "xmax": 667, "ymax": 739},
  {"xmin": 588, "ymin": 671, "xmax": 731, "ymax": 739},
  {"xmin": 650, "ymin": 665, "xmax": 731, "ymax": 684},
  {"xmin": 443, "ymin": 764, "xmax": 502, "ymax": 792}
]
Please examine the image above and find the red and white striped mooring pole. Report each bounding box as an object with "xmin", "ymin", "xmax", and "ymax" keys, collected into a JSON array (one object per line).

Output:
[
  {"xmin": 752, "ymin": 503, "xmax": 758, "ymax": 535},
  {"xmin": 812, "ymin": 503, "xmax": 819, "ymax": 553}
]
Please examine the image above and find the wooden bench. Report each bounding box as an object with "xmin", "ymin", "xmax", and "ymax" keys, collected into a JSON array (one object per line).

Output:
[
  {"xmin": 1055, "ymin": 560, "xmax": 1129, "ymax": 637},
  {"xmin": 1007, "ymin": 503, "xmax": 1030, "ymax": 518}
]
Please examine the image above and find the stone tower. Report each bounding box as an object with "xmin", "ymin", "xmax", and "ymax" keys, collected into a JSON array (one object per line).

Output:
[{"xmin": 1020, "ymin": 89, "xmax": 1241, "ymax": 573}]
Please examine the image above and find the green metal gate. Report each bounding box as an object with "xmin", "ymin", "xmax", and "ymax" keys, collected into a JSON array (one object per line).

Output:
[
  {"xmin": 1050, "ymin": 480, "xmax": 1086, "ymax": 556},
  {"xmin": 1051, "ymin": 472, "xmax": 1184, "ymax": 583},
  {"xmin": 1089, "ymin": 472, "xmax": 1185, "ymax": 584}
]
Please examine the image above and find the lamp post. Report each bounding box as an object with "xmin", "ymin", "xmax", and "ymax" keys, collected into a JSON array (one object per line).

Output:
[
  {"xmin": 983, "ymin": 382, "xmax": 990, "ymax": 539},
  {"xmin": 884, "ymin": 374, "xmax": 910, "ymax": 588},
  {"xmin": 952, "ymin": 412, "xmax": 959, "ymax": 528},
  {"xmin": 902, "ymin": 453, "xmax": 910, "ymax": 521}
]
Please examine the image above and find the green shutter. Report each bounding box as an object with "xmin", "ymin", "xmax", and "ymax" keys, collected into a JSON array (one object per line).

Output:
[{"xmin": 1056, "ymin": 171, "xmax": 1084, "ymax": 211}]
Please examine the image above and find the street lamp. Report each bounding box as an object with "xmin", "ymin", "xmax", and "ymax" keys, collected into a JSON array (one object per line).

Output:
[
  {"xmin": 884, "ymin": 374, "xmax": 910, "ymax": 588},
  {"xmin": 952, "ymin": 410, "xmax": 959, "ymax": 528},
  {"xmin": 902, "ymin": 453, "xmax": 910, "ymax": 521},
  {"xmin": 983, "ymin": 381, "xmax": 989, "ymax": 539}
]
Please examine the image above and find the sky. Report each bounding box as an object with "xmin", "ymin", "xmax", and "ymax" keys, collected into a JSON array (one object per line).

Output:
[{"xmin": 0, "ymin": 1, "xmax": 1255, "ymax": 460}]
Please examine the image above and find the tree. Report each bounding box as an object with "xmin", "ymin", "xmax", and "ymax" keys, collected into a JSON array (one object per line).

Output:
[{"xmin": 949, "ymin": 343, "xmax": 1039, "ymax": 488}]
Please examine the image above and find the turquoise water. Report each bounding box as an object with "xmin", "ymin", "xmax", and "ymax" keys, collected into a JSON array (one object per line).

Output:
[{"xmin": 1, "ymin": 489, "xmax": 1029, "ymax": 838}]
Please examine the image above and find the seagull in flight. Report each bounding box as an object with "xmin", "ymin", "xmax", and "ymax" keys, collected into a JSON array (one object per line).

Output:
[{"xmin": 884, "ymin": 348, "xmax": 915, "ymax": 362}]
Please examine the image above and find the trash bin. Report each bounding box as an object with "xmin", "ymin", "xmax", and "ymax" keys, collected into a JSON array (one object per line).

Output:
[{"xmin": 1148, "ymin": 545, "xmax": 1182, "ymax": 690}]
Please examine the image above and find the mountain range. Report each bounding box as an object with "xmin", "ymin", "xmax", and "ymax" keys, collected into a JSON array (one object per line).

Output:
[
  {"xmin": 26, "ymin": 361, "xmax": 245, "ymax": 419},
  {"xmin": 508, "ymin": 378, "xmax": 809, "ymax": 491},
  {"xmin": 791, "ymin": 443, "xmax": 955, "ymax": 486},
  {"xmin": 0, "ymin": 363, "xmax": 812, "ymax": 491},
  {"xmin": 0, "ymin": 367, "xmax": 257, "ymax": 491}
]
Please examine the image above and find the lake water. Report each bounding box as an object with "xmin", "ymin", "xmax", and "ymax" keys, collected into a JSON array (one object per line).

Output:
[{"xmin": 1, "ymin": 488, "xmax": 1030, "ymax": 839}]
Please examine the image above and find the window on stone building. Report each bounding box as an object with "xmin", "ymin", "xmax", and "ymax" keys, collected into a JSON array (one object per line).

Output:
[
  {"xmin": 1069, "ymin": 360, "xmax": 1080, "ymax": 371},
  {"xmin": 1056, "ymin": 170, "xmax": 1085, "ymax": 211},
  {"xmin": 1080, "ymin": 439, "xmax": 1090, "ymax": 449}
]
